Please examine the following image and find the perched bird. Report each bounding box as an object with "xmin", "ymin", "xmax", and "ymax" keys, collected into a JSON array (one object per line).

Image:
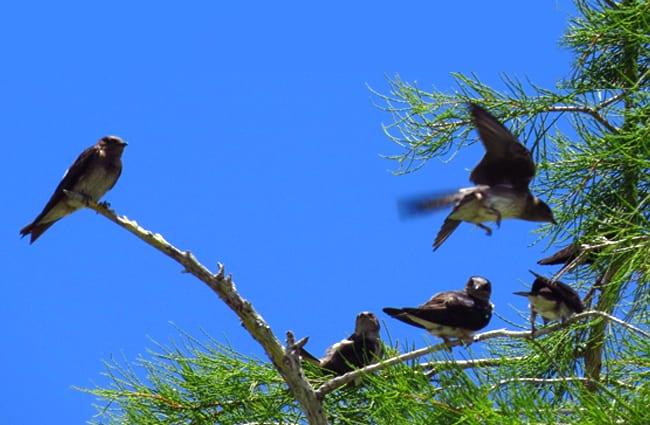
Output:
[
  {"xmin": 299, "ymin": 311, "xmax": 383, "ymax": 376},
  {"xmin": 537, "ymin": 243, "xmax": 588, "ymax": 266},
  {"xmin": 401, "ymin": 103, "xmax": 555, "ymax": 250},
  {"xmin": 513, "ymin": 270, "xmax": 585, "ymax": 332},
  {"xmin": 20, "ymin": 136, "xmax": 127, "ymax": 244},
  {"xmin": 383, "ymin": 276, "xmax": 493, "ymax": 344},
  {"xmin": 537, "ymin": 232, "xmax": 614, "ymax": 269}
]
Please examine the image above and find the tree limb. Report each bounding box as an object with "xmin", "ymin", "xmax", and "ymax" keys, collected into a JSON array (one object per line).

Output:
[{"xmin": 81, "ymin": 197, "xmax": 328, "ymax": 425}]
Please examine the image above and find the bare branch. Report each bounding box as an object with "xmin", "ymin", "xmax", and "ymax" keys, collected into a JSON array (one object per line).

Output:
[
  {"xmin": 490, "ymin": 377, "xmax": 635, "ymax": 391},
  {"xmin": 421, "ymin": 356, "xmax": 529, "ymax": 378},
  {"xmin": 546, "ymin": 104, "xmax": 618, "ymax": 133},
  {"xmin": 83, "ymin": 199, "xmax": 328, "ymax": 425}
]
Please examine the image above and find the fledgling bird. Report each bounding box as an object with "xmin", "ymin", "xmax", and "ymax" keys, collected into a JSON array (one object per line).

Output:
[
  {"xmin": 513, "ymin": 270, "xmax": 585, "ymax": 332},
  {"xmin": 299, "ymin": 311, "xmax": 383, "ymax": 377},
  {"xmin": 383, "ymin": 276, "xmax": 493, "ymax": 344},
  {"xmin": 20, "ymin": 136, "xmax": 128, "ymax": 244},
  {"xmin": 400, "ymin": 103, "xmax": 556, "ymax": 251}
]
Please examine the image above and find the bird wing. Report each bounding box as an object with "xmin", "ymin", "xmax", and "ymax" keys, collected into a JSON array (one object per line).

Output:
[
  {"xmin": 433, "ymin": 218, "xmax": 461, "ymax": 251},
  {"xmin": 432, "ymin": 189, "xmax": 483, "ymax": 250},
  {"xmin": 537, "ymin": 244, "xmax": 579, "ymax": 265},
  {"xmin": 324, "ymin": 337, "xmax": 354, "ymax": 359},
  {"xmin": 468, "ymin": 104, "xmax": 536, "ymax": 189},
  {"xmin": 398, "ymin": 191, "xmax": 465, "ymax": 218},
  {"xmin": 551, "ymin": 280, "xmax": 586, "ymax": 313},
  {"xmin": 27, "ymin": 144, "xmax": 100, "ymax": 225},
  {"xmin": 391, "ymin": 291, "xmax": 475, "ymax": 326}
]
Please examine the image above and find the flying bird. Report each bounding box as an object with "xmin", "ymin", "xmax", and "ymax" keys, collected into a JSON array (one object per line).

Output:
[
  {"xmin": 20, "ymin": 136, "xmax": 127, "ymax": 244},
  {"xmin": 383, "ymin": 276, "xmax": 493, "ymax": 344},
  {"xmin": 401, "ymin": 103, "xmax": 555, "ymax": 250},
  {"xmin": 513, "ymin": 270, "xmax": 585, "ymax": 332},
  {"xmin": 299, "ymin": 311, "xmax": 383, "ymax": 377}
]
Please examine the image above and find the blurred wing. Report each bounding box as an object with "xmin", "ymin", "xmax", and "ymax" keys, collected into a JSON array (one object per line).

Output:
[{"xmin": 398, "ymin": 191, "xmax": 464, "ymax": 218}]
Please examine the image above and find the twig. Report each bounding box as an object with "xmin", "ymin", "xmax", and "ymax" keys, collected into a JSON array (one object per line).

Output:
[
  {"xmin": 490, "ymin": 376, "xmax": 635, "ymax": 391},
  {"xmin": 421, "ymin": 356, "xmax": 529, "ymax": 378}
]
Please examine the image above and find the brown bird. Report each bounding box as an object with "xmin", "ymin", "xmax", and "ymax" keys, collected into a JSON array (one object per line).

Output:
[
  {"xmin": 20, "ymin": 136, "xmax": 127, "ymax": 244},
  {"xmin": 400, "ymin": 104, "xmax": 555, "ymax": 250},
  {"xmin": 299, "ymin": 311, "xmax": 383, "ymax": 377},
  {"xmin": 538, "ymin": 232, "xmax": 614, "ymax": 268},
  {"xmin": 513, "ymin": 270, "xmax": 585, "ymax": 332},
  {"xmin": 383, "ymin": 276, "xmax": 493, "ymax": 344},
  {"xmin": 537, "ymin": 243, "xmax": 586, "ymax": 266}
]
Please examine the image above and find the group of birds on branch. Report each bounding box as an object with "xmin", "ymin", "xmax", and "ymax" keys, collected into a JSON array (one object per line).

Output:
[
  {"xmin": 298, "ymin": 104, "xmax": 586, "ymax": 377},
  {"xmin": 19, "ymin": 105, "xmax": 587, "ymax": 379}
]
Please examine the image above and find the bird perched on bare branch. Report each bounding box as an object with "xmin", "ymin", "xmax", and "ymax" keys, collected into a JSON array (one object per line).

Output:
[
  {"xmin": 20, "ymin": 136, "xmax": 127, "ymax": 244},
  {"xmin": 383, "ymin": 276, "xmax": 493, "ymax": 344},
  {"xmin": 299, "ymin": 311, "xmax": 383, "ymax": 377},
  {"xmin": 513, "ymin": 270, "xmax": 585, "ymax": 332}
]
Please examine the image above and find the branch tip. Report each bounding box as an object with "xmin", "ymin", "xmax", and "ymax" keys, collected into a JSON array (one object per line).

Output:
[{"xmin": 286, "ymin": 331, "xmax": 296, "ymax": 346}]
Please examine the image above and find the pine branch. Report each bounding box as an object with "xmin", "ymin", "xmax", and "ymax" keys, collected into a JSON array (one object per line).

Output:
[{"xmin": 314, "ymin": 310, "xmax": 648, "ymax": 398}]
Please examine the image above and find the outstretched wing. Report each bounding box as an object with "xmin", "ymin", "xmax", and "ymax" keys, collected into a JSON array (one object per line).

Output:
[{"xmin": 468, "ymin": 103, "xmax": 535, "ymax": 189}]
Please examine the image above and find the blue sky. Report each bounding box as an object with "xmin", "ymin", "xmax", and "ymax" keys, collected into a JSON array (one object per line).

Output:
[{"xmin": 4, "ymin": 2, "xmax": 577, "ymax": 423}]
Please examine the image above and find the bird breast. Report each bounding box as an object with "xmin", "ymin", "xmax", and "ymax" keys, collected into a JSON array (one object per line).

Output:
[{"xmin": 74, "ymin": 163, "xmax": 121, "ymax": 201}]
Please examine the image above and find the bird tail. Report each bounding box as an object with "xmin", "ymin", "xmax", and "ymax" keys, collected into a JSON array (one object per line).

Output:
[
  {"xmin": 20, "ymin": 221, "xmax": 57, "ymax": 244},
  {"xmin": 298, "ymin": 347, "xmax": 321, "ymax": 366}
]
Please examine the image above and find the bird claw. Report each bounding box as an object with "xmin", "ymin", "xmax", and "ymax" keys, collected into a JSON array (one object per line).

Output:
[
  {"xmin": 459, "ymin": 335, "xmax": 474, "ymax": 347},
  {"xmin": 477, "ymin": 223, "xmax": 493, "ymax": 236}
]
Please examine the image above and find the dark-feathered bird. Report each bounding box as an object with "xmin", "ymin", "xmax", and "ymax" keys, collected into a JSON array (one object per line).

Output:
[
  {"xmin": 20, "ymin": 136, "xmax": 127, "ymax": 243},
  {"xmin": 537, "ymin": 233, "xmax": 614, "ymax": 268},
  {"xmin": 383, "ymin": 276, "xmax": 493, "ymax": 344},
  {"xmin": 513, "ymin": 270, "xmax": 585, "ymax": 332},
  {"xmin": 537, "ymin": 243, "xmax": 586, "ymax": 266},
  {"xmin": 401, "ymin": 104, "xmax": 555, "ymax": 250},
  {"xmin": 299, "ymin": 311, "xmax": 383, "ymax": 376}
]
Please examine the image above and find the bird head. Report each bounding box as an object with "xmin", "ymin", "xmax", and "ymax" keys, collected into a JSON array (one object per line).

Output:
[
  {"xmin": 529, "ymin": 197, "xmax": 556, "ymax": 224},
  {"xmin": 99, "ymin": 135, "xmax": 128, "ymax": 152},
  {"xmin": 355, "ymin": 311, "xmax": 380, "ymax": 335},
  {"xmin": 465, "ymin": 276, "xmax": 492, "ymax": 302}
]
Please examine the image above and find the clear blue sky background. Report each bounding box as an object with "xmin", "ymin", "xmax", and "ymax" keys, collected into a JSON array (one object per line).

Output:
[{"xmin": 4, "ymin": 2, "xmax": 578, "ymax": 423}]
